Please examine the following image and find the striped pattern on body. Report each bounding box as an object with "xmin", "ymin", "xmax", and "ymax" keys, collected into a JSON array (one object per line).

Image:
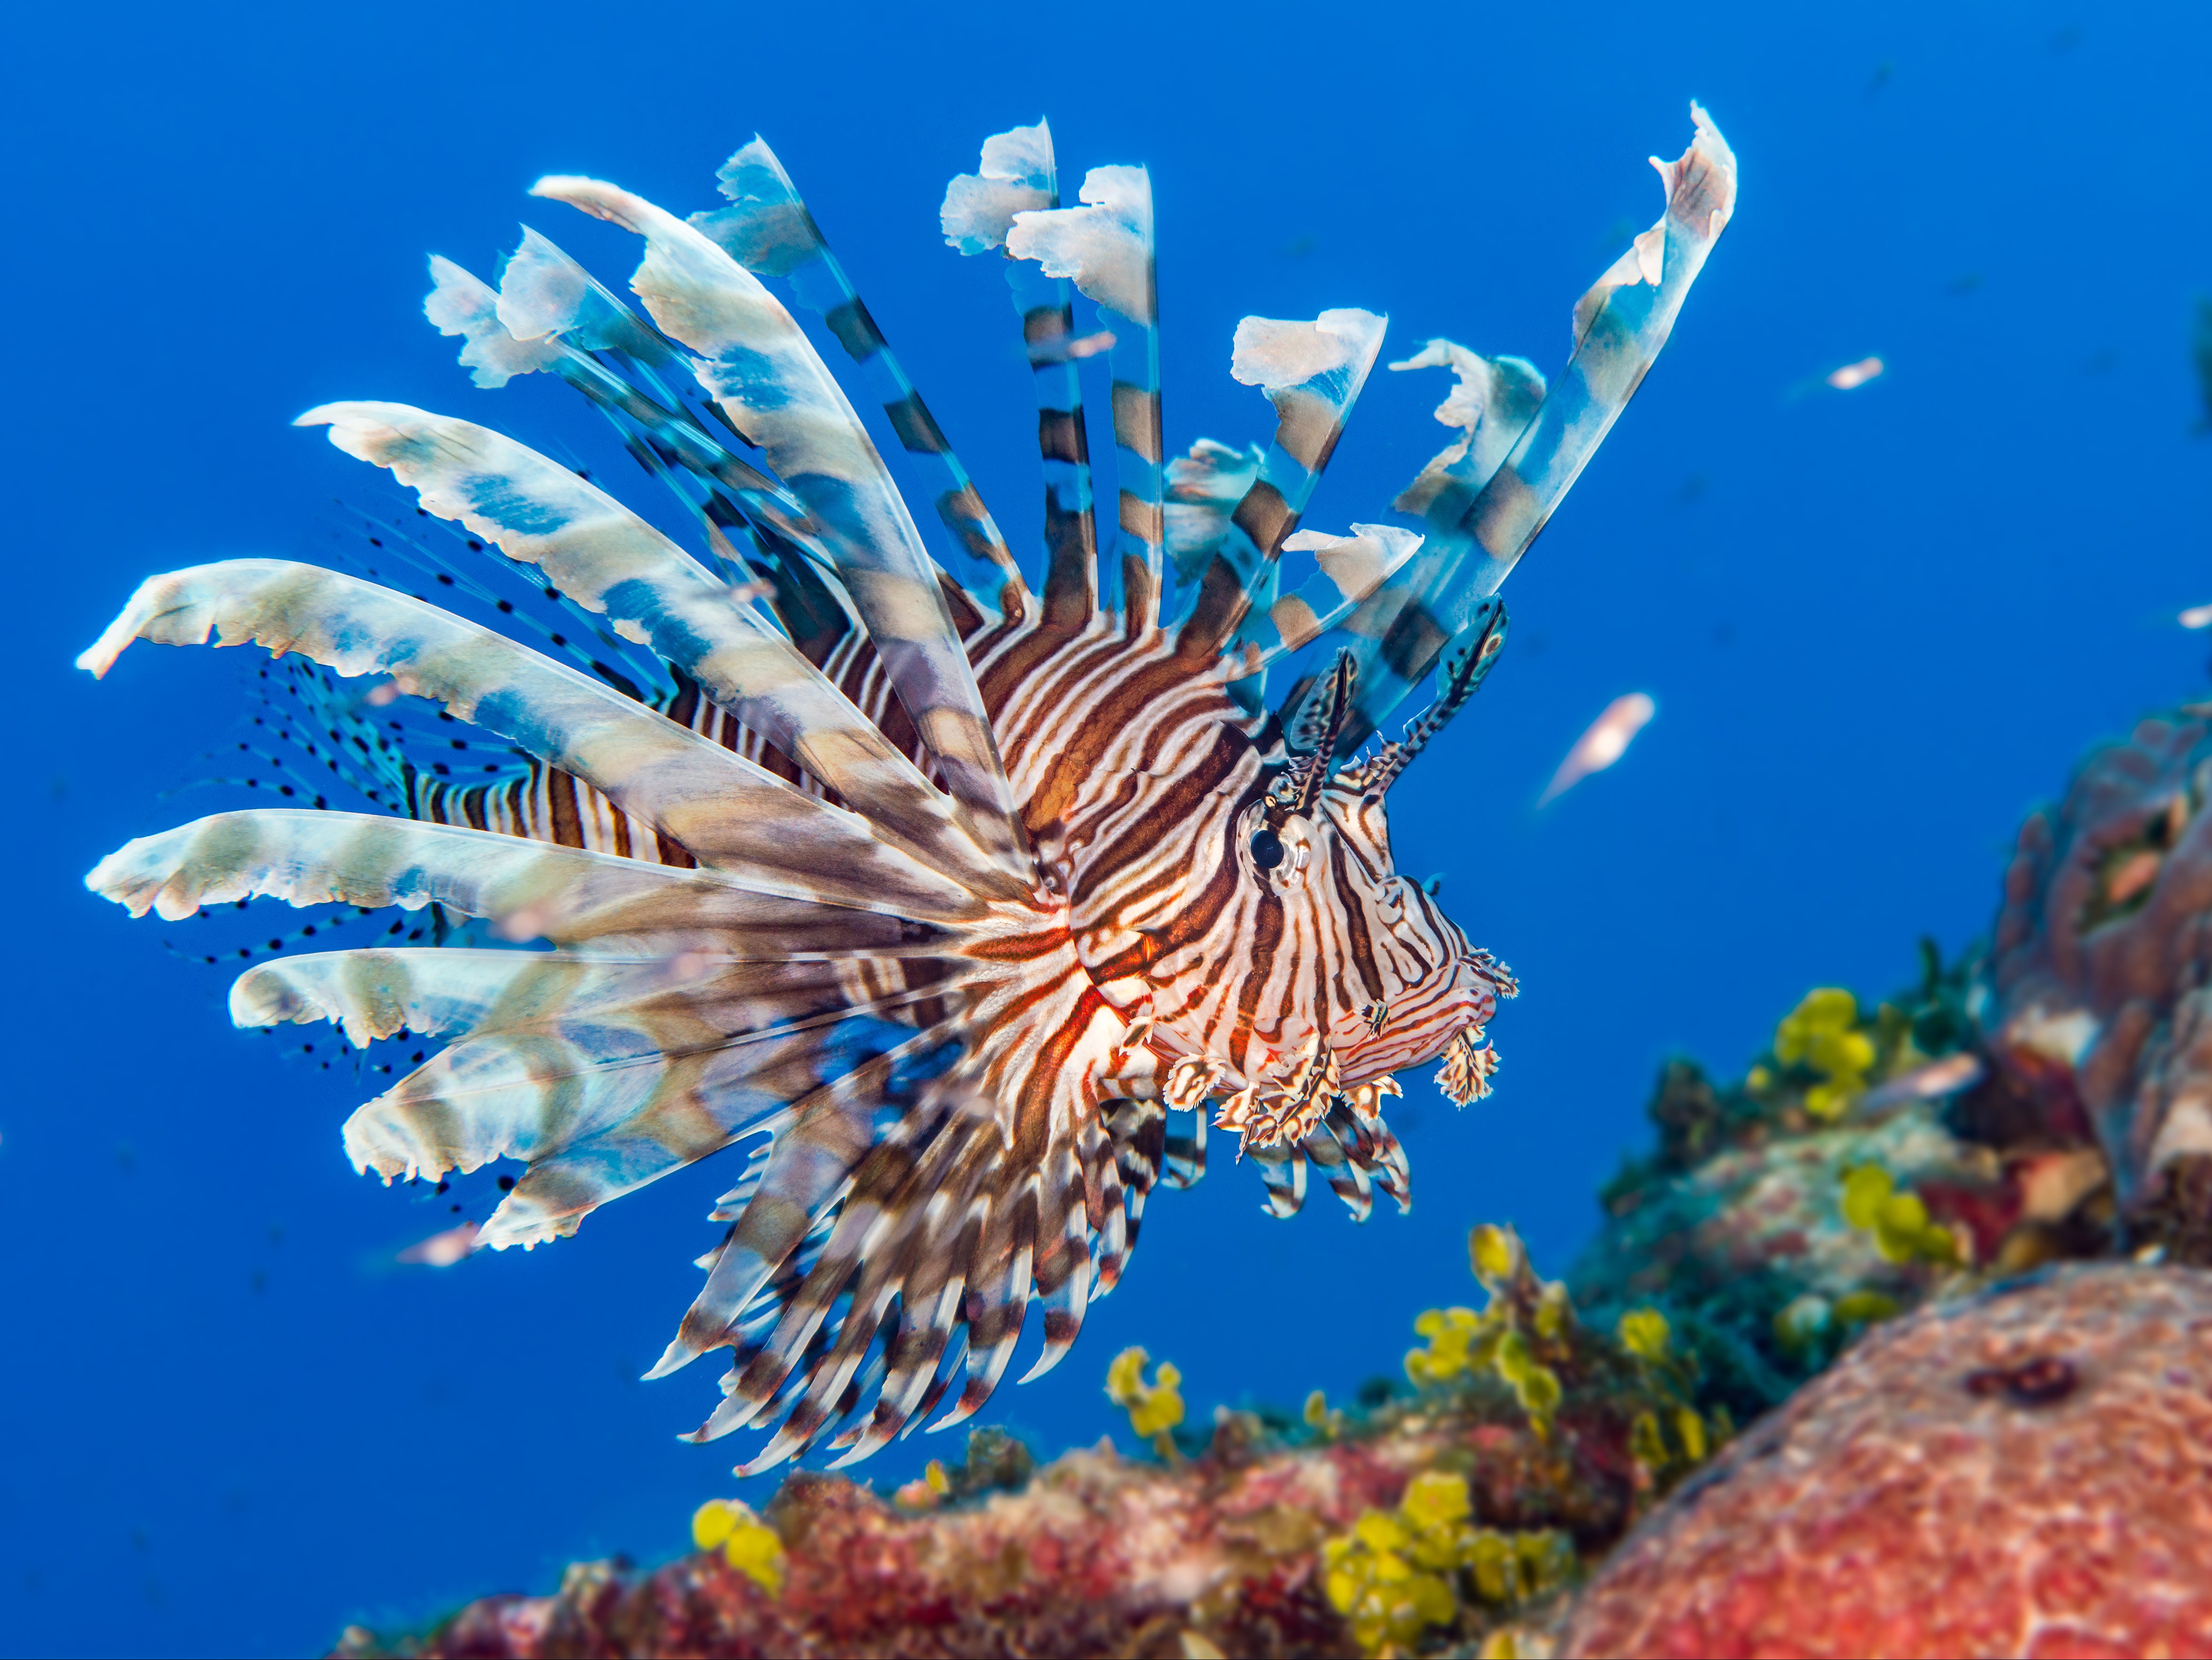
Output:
[{"xmin": 80, "ymin": 107, "xmax": 1734, "ymax": 1475}]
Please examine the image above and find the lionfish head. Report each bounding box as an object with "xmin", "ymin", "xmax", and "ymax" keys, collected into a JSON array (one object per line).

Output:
[
  {"xmin": 1231, "ymin": 617, "xmax": 1515, "ymax": 1096},
  {"xmin": 1237, "ymin": 756, "xmax": 1513, "ymax": 1099}
]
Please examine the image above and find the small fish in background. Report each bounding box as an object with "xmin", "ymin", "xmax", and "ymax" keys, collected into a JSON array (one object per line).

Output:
[
  {"xmin": 1782, "ymin": 355, "xmax": 1886, "ymax": 403},
  {"xmin": 1539, "ymin": 693, "xmax": 1656, "ymax": 807},
  {"xmin": 2179, "ymin": 603, "xmax": 2212, "ymax": 630},
  {"xmin": 1942, "ymin": 271, "xmax": 1984, "ymax": 296},
  {"xmin": 396, "ymin": 1221, "xmax": 480, "ymax": 1267},
  {"xmin": 1865, "ymin": 58, "xmax": 1895, "ymax": 99},
  {"xmin": 1826, "ymin": 356, "xmax": 1885, "ymax": 391},
  {"xmin": 2191, "ymin": 297, "xmax": 2212, "ymax": 433},
  {"xmin": 1856, "ymin": 1051, "xmax": 1985, "ymax": 1113}
]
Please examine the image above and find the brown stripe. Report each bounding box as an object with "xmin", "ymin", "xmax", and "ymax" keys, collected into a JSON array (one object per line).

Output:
[
  {"xmin": 548, "ymin": 768, "xmax": 583, "ymax": 849},
  {"xmin": 1022, "ymin": 303, "xmax": 1073, "ymax": 349},
  {"xmin": 823, "ymin": 296, "xmax": 887, "ymax": 363},
  {"xmin": 654, "ymin": 827, "xmax": 697, "ymax": 869},
  {"xmin": 1230, "ymin": 479, "xmax": 1293, "ymax": 555},
  {"xmin": 1379, "ymin": 603, "xmax": 1451, "ymax": 683},
  {"xmin": 1120, "ymin": 552, "xmax": 1157, "ymax": 638},
  {"xmin": 1037, "ymin": 408, "xmax": 1088, "ymax": 466},
  {"xmin": 1468, "ymin": 463, "xmax": 1542, "ymax": 561},
  {"xmin": 1087, "ymin": 833, "xmax": 1243, "ymax": 983},
  {"xmin": 1040, "ymin": 493, "xmax": 1096, "ymax": 630},
  {"xmin": 976, "ymin": 618, "xmax": 1084, "ymax": 724},
  {"xmin": 935, "ymin": 485, "xmax": 1000, "ymax": 563},
  {"xmin": 883, "ymin": 392, "xmax": 950, "ymax": 456},
  {"xmin": 1069, "ymin": 725, "xmax": 1245, "ymax": 901},
  {"xmin": 1117, "ymin": 491, "xmax": 1164, "ymax": 545},
  {"xmin": 1332, "ymin": 836, "xmax": 1384, "ymax": 1001},
  {"xmin": 1236, "ymin": 890, "xmax": 1286, "ymax": 1030},
  {"xmin": 937, "ymin": 570, "xmax": 986, "ymax": 636},
  {"xmin": 1110, "ymin": 383, "xmax": 1162, "ymax": 464},
  {"xmin": 1173, "ymin": 552, "xmax": 1253, "ymax": 662},
  {"xmin": 1030, "ymin": 655, "xmax": 1246, "ymax": 828}
]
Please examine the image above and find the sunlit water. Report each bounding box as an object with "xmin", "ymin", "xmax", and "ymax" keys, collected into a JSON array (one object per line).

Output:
[{"xmin": 5, "ymin": 3, "xmax": 2208, "ymax": 1652}]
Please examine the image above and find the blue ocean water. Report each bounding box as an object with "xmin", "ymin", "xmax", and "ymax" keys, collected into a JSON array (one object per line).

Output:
[{"xmin": 4, "ymin": 3, "xmax": 2209, "ymax": 1652}]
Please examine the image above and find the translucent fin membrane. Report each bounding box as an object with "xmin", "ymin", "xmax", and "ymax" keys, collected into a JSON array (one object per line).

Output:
[
  {"xmin": 693, "ymin": 137, "xmax": 1032, "ymax": 622},
  {"xmin": 943, "ymin": 121, "xmax": 1101, "ymax": 631},
  {"xmin": 528, "ymin": 172, "xmax": 1031, "ymax": 873},
  {"xmin": 1003, "ymin": 164, "xmax": 1160, "ymax": 629},
  {"xmin": 1329, "ymin": 104, "xmax": 1737, "ymax": 750},
  {"xmin": 1175, "ymin": 309, "xmax": 1388, "ymax": 687}
]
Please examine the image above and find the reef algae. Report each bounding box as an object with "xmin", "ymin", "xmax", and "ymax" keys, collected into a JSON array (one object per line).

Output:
[{"xmin": 1561, "ymin": 1263, "xmax": 2212, "ymax": 1660}]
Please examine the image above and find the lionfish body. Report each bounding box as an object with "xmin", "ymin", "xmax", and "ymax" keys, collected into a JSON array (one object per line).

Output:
[{"xmin": 81, "ymin": 111, "xmax": 1734, "ymax": 1470}]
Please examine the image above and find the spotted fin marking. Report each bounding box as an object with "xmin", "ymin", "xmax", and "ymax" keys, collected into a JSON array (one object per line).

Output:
[
  {"xmin": 1335, "ymin": 104, "xmax": 1737, "ymax": 749},
  {"xmin": 298, "ymin": 402, "xmax": 1027, "ymax": 901},
  {"xmin": 528, "ymin": 173, "xmax": 1030, "ymax": 873},
  {"xmin": 82, "ymin": 559, "xmax": 984, "ymax": 923},
  {"xmin": 694, "ymin": 137, "xmax": 1033, "ymax": 621},
  {"xmin": 944, "ymin": 121, "xmax": 1101, "ymax": 630},
  {"xmin": 427, "ymin": 254, "xmax": 819, "ymax": 587}
]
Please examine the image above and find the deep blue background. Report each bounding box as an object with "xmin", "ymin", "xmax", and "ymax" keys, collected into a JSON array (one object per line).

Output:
[{"xmin": 6, "ymin": 3, "xmax": 2210, "ymax": 1653}]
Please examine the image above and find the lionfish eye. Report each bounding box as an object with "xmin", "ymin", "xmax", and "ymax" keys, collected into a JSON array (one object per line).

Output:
[{"xmin": 1249, "ymin": 826, "xmax": 1285, "ymax": 870}]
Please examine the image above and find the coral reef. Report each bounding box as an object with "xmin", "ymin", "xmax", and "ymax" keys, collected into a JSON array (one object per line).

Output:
[
  {"xmin": 332, "ymin": 702, "xmax": 2212, "ymax": 1659},
  {"xmin": 1561, "ymin": 1263, "xmax": 2212, "ymax": 1660},
  {"xmin": 334, "ymin": 1231, "xmax": 1718, "ymax": 1660},
  {"xmin": 1575, "ymin": 944, "xmax": 2116, "ymax": 1417},
  {"xmin": 1980, "ymin": 706, "xmax": 2212, "ymax": 1253}
]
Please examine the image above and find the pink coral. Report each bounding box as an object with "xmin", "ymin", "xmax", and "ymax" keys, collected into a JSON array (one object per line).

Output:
[{"xmin": 1561, "ymin": 1264, "xmax": 2212, "ymax": 1659}]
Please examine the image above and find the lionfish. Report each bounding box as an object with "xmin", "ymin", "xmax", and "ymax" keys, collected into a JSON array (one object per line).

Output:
[{"xmin": 80, "ymin": 108, "xmax": 1734, "ymax": 1472}]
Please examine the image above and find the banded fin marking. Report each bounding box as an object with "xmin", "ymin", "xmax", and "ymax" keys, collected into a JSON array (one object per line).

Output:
[
  {"xmin": 1006, "ymin": 165, "xmax": 1161, "ymax": 631},
  {"xmin": 1334, "ymin": 105, "xmax": 1737, "ymax": 749},
  {"xmin": 945, "ymin": 123, "xmax": 1102, "ymax": 630},
  {"xmin": 695, "ymin": 136, "xmax": 1032, "ymax": 621},
  {"xmin": 528, "ymin": 174, "xmax": 1031, "ymax": 874},
  {"xmin": 1176, "ymin": 309, "xmax": 1389, "ymax": 680}
]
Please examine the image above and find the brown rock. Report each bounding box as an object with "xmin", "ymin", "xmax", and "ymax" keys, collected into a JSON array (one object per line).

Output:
[{"xmin": 1561, "ymin": 1264, "xmax": 2212, "ymax": 1659}]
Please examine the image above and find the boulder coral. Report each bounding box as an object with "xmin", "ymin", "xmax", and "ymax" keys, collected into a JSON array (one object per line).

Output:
[{"xmin": 1561, "ymin": 1264, "xmax": 2212, "ymax": 1660}]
